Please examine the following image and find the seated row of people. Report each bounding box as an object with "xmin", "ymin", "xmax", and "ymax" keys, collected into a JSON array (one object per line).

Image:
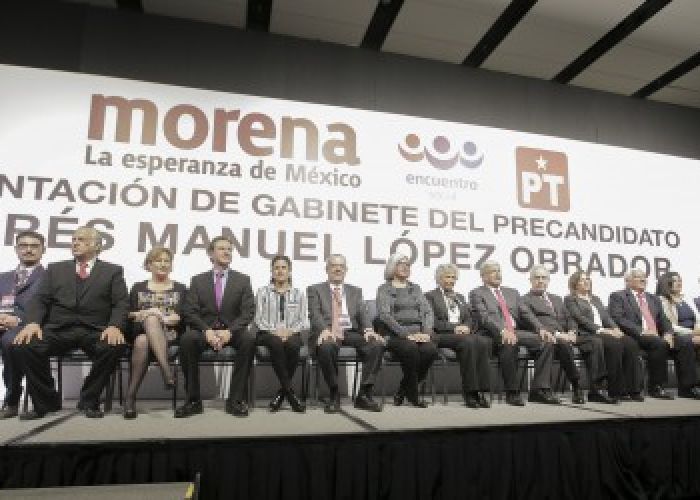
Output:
[{"xmin": 1, "ymin": 229, "xmax": 699, "ymax": 421}]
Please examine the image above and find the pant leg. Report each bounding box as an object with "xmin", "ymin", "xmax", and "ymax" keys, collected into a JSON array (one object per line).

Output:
[
  {"xmin": 517, "ymin": 330, "xmax": 553, "ymax": 390},
  {"xmin": 437, "ymin": 334, "xmax": 488, "ymax": 393},
  {"xmin": 316, "ymin": 340, "xmax": 340, "ymax": 390},
  {"xmin": 78, "ymin": 330, "xmax": 127, "ymax": 407},
  {"xmin": 15, "ymin": 329, "xmax": 73, "ymax": 413},
  {"xmin": 619, "ymin": 335, "xmax": 641, "ymax": 394},
  {"xmin": 1, "ymin": 327, "xmax": 22, "ymax": 406},
  {"xmin": 416, "ymin": 341, "xmax": 438, "ymax": 384},
  {"xmin": 343, "ymin": 332, "xmax": 384, "ymax": 389},
  {"xmin": 495, "ymin": 340, "xmax": 518, "ymax": 392},
  {"xmin": 256, "ymin": 332, "xmax": 292, "ymax": 391},
  {"xmin": 672, "ymin": 334, "xmax": 698, "ymax": 389},
  {"xmin": 637, "ymin": 334, "xmax": 668, "ymax": 387},
  {"xmin": 600, "ymin": 334, "xmax": 624, "ymax": 396},
  {"xmin": 284, "ymin": 333, "xmax": 302, "ymax": 382},
  {"xmin": 387, "ymin": 336, "xmax": 420, "ymax": 399},
  {"xmin": 178, "ymin": 329, "xmax": 207, "ymax": 402},
  {"xmin": 228, "ymin": 329, "xmax": 256, "ymax": 402},
  {"xmin": 577, "ymin": 335, "xmax": 606, "ymax": 387},
  {"xmin": 554, "ymin": 338, "xmax": 579, "ymax": 386}
]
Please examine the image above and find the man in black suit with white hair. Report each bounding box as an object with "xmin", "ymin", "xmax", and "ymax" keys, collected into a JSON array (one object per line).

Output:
[{"xmin": 13, "ymin": 226, "xmax": 128, "ymax": 419}]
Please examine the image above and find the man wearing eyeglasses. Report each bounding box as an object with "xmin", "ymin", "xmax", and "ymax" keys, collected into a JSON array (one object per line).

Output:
[
  {"xmin": 425, "ymin": 263, "xmax": 491, "ymax": 408},
  {"xmin": 0, "ymin": 231, "xmax": 46, "ymax": 419}
]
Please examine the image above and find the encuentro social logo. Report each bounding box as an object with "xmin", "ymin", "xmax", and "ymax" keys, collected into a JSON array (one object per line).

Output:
[{"xmin": 398, "ymin": 133, "xmax": 484, "ymax": 169}]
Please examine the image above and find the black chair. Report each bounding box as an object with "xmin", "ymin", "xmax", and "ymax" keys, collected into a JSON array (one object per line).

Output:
[
  {"xmin": 171, "ymin": 345, "xmax": 254, "ymax": 413},
  {"xmin": 251, "ymin": 343, "xmax": 310, "ymax": 408},
  {"xmin": 22, "ymin": 349, "xmax": 119, "ymax": 413}
]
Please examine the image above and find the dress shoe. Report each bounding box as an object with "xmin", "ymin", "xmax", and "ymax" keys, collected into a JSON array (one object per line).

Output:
[
  {"xmin": 174, "ymin": 401, "xmax": 203, "ymax": 418},
  {"xmin": 84, "ymin": 406, "xmax": 104, "ymax": 418},
  {"xmin": 354, "ymin": 393, "xmax": 381, "ymax": 412},
  {"xmin": 528, "ymin": 389, "xmax": 561, "ymax": 405},
  {"xmin": 19, "ymin": 409, "xmax": 47, "ymax": 420},
  {"xmin": 269, "ymin": 389, "xmax": 285, "ymax": 412},
  {"xmin": 464, "ymin": 392, "xmax": 479, "ymax": 409},
  {"xmin": 406, "ymin": 397, "xmax": 428, "ymax": 408},
  {"xmin": 648, "ymin": 386, "xmax": 674, "ymax": 400},
  {"xmin": 324, "ymin": 393, "xmax": 341, "ymax": 414},
  {"xmin": 393, "ymin": 387, "xmax": 405, "ymax": 407},
  {"xmin": 0, "ymin": 405, "xmax": 18, "ymax": 419},
  {"xmin": 123, "ymin": 399, "xmax": 137, "ymax": 419},
  {"xmin": 477, "ymin": 392, "xmax": 491, "ymax": 408},
  {"xmin": 505, "ymin": 391, "xmax": 525, "ymax": 406},
  {"xmin": 588, "ymin": 390, "xmax": 617, "ymax": 404},
  {"xmin": 227, "ymin": 400, "xmax": 249, "ymax": 417},
  {"xmin": 677, "ymin": 387, "xmax": 700, "ymax": 400},
  {"xmin": 572, "ymin": 387, "xmax": 585, "ymax": 404},
  {"xmin": 287, "ymin": 389, "xmax": 306, "ymax": 413}
]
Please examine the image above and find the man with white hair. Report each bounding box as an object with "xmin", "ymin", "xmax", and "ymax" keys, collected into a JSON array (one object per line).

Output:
[
  {"xmin": 308, "ymin": 254, "xmax": 384, "ymax": 413},
  {"xmin": 523, "ymin": 265, "xmax": 615, "ymax": 404},
  {"xmin": 13, "ymin": 226, "xmax": 129, "ymax": 419},
  {"xmin": 425, "ymin": 263, "xmax": 491, "ymax": 408},
  {"xmin": 609, "ymin": 268, "xmax": 700, "ymax": 399},
  {"xmin": 469, "ymin": 260, "xmax": 559, "ymax": 406}
]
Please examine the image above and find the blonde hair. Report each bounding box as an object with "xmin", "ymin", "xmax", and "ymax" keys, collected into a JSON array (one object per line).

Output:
[{"xmin": 142, "ymin": 246, "xmax": 174, "ymax": 271}]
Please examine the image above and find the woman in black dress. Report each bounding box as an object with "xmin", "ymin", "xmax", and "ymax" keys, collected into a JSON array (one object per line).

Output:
[{"xmin": 125, "ymin": 246, "xmax": 186, "ymax": 418}]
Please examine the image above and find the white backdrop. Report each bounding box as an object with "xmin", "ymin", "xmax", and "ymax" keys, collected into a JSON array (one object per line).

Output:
[{"xmin": 1, "ymin": 63, "xmax": 698, "ymax": 301}]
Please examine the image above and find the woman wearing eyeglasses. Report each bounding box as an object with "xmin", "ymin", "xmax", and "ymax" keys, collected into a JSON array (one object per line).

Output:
[
  {"xmin": 425, "ymin": 263, "xmax": 491, "ymax": 408},
  {"xmin": 376, "ymin": 253, "xmax": 437, "ymax": 408}
]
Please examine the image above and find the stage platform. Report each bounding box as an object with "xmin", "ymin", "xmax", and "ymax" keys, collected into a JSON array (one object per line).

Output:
[{"xmin": 2, "ymin": 395, "xmax": 700, "ymax": 499}]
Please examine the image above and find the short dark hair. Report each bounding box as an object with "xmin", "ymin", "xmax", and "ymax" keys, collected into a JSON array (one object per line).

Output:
[
  {"xmin": 270, "ymin": 255, "xmax": 292, "ymax": 284},
  {"xmin": 208, "ymin": 236, "xmax": 232, "ymax": 253},
  {"xmin": 656, "ymin": 271, "xmax": 680, "ymax": 300},
  {"xmin": 15, "ymin": 230, "xmax": 45, "ymax": 247}
]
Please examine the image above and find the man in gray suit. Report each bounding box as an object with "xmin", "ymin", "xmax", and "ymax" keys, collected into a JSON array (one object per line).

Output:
[
  {"xmin": 523, "ymin": 265, "xmax": 614, "ymax": 404},
  {"xmin": 469, "ymin": 260, "xmax": 559, "ymax": 406},
  {"xmin": 0, "ymin": 231, "xmax": 46, "ymax": 419},
  {"xmin": 307, "ymin": 254, "xmax": 384, "ymax": 413}
]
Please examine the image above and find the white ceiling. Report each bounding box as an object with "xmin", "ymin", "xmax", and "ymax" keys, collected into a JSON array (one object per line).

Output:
[{"xmin": 63, "ymin": 0, "xmax": 700, "ymax": 109}]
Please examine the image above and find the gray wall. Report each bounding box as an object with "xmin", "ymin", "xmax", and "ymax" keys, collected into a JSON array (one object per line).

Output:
[{"xmin": 2, "ymin": 2, "xmax": 699, "ymax": 160}]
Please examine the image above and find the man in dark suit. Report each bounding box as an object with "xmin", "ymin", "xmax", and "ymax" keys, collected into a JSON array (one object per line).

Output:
[
  {"xmin": 307, "ymin": 254, "xmax": 384, "ymax": 413},
  {"xmin": 469, "ymin": 260, "xmax": 559, "ymax": 406},
  {"xmin": 178, "ymin": 236, "xmax": 256, "ymax": 418},
  {"xmin": 13, "ymin": 227, "xmax": 128, "ymax": 419},
  {"xmin": 523, "ymin": 265, "xmax": 614, "ymax": 404},
  {"xmin": 0, "ymin": 231, "xmax": 46, "ymax": 419},
  {"xmin": 609, "ymin": 268, "xmax": 700, "ymax": 399},
  {"xmin": 425, "ymin": 263, "xmax": 491, "ymax": 408}
]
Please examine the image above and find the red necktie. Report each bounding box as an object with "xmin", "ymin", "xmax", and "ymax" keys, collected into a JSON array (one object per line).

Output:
[
  {"xmin": 637, "ymin": 292, "xmax": 657, "ymax": 333},
  {"xmin": 494, "ymin": 289, "xmax": 515, "ymax": 330},
  {"xmin": 78, "ymin": 262, "xmax": 88, "ymax": 280}
]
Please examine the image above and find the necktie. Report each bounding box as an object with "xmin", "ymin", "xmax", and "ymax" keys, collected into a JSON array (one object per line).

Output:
[
  {"xmin": 78, "ymin": 262, "xmax": 88, "ymax": 280},
  {"xmin": 637, "ymin": 292, "xmax": 657, "ymax": 333},
  {"xmin": 331, "ymin": 286, "xmax": 343, "ymax": 340},
  {"xmin": 15, "ymin": 268, "xmax": 29, "ymax": 290},
  {"xmin": 215, "ymin": 272, "xmax": 224, "ymax": 311},
  {"xmin": 542, "ymin": 293, "xmax": 554, "ymax": 311},
  {"xmin": 494, "ymin": 289, "xmax": 515, "ymax": 330}
]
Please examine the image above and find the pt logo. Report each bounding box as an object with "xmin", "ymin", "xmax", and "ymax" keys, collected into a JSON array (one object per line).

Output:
[{"xmin": 516, "ymin": 147, "xmax": 570, "ymax": 212}]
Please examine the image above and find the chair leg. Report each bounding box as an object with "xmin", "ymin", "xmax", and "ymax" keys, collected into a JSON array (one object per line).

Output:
[
  {"xmin": 104, "ymin": 371, "xmax": 115, "ymax": 412},
  {"xmin": 250, "ymin": 359, "xmax": 257, "ymax": 410},
  {"xmin": 57, "ymin": 358, "xmax": 63, "ymax": 408},
  {"xmin": 352, "ymin": 361, "xmax": 359, "ymax": 402},
  {"xmin": 171, "ymin": 362, "xmax": 177, "ymax": 411}
]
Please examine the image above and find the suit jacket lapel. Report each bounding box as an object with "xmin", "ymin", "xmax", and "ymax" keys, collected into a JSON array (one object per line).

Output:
[
  {"xmin": 433, "ymin": 290, "xmax": 449, "ymax": 321},
  {"xmin": 14, "ymin": 265, "xmax": 43, "ymax": 295}
]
